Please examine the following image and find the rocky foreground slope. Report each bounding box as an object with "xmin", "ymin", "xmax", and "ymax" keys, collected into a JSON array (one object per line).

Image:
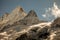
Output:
[
  {"xmin": 15, "ymin": 17, "xmax": 60, "ymax": 40},
  {"xmin": 0, "ymin": 6, "xmax": 60, "ymax": 40}
]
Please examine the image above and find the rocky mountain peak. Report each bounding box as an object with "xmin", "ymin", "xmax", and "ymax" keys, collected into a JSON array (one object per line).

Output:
[
  {"xmin": 26, "ymin": 10, "xmax": 37, "ymax": 17},
  {"xmin": 10, "ymin": 6, "xmax": 27, "ymax": 17},
  {"xmin": 16, "ymin": 6, "xmax": 24, "ymax": 13},
  {"xmin": 19, "ymin": 7, "xmax": 24, "ymax": 13},
  {"xmin": 17, "ymin": 10, "xmax": 41, "ymax": 25},
  {"xmin": 12, "ymin": 6, "xmax": 24, "ymax": 14}
]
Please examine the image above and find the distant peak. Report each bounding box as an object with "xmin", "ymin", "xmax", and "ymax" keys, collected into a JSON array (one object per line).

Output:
[
  {"xmin": 17, "ymin": 6, "xmax": 24, "ymax": 12},
  {"xmin": 12, "ymin": 6, "xmax": 25, "ymax": 14},
  {"xmin": 27, "ymin": 10, "xmax": 37, "ymax": 17},
  {"xmin": 16, "ymin": 6, "xmax": 24, "ymax": 12}
]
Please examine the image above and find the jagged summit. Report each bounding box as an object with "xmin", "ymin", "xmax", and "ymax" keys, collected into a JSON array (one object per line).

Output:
[
  {"xmin": 10, "ymin": 6, "xmax": 26, "ymax": 17},
  {"xmin": 26, "ymin": 10, "xmax": 37, "ymax": 17},
  {"xmin": 11, "ymin": 6, "xmax": 25, "ymax": 14},
  {"xmin": 10, "ymin": 6, "xmax": 26, "ymax": 18}
]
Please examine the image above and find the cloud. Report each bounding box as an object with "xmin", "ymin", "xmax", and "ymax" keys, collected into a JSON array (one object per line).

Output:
[
  {"xmin": 51, "ymin": 2, "xmax": 60, "ymax": 18},
  {"xmin": 42, "ymin": 14, "xmax": 46, "ymax": 18},
  {"xmin": 42, "ymin": 2, "xmax": 60, "ymax": 21}
]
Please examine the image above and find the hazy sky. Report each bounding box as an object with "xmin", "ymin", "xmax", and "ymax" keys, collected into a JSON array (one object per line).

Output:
[{"xmin": 0, "ymin": 0, "xmax": 60, "ymax": 21}]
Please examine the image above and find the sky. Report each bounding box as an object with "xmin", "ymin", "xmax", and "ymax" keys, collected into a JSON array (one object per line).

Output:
[{"xmin": 0, "ymin": 0, "xmax": 60, "ymax": 21}]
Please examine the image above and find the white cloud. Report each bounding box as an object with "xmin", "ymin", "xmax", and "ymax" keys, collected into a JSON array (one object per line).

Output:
[
  {"xmin": 42, "ymin": 14, "xmax": 46, "ymax": 18},
  {"xmin": 42, "ymin": 2, "xmax": 60, "ymax": 21},
  {"xmin": 51, "ymin": 2, "xmax": 60, "ymax": 18}
]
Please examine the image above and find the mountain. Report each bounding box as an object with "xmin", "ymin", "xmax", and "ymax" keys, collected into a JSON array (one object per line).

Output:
[
  {"xmin": 0, "ymin": 10, "xmax": 46, "ymax": 32},
  {"xmin": 1, "ymin": 7, "xmax": 60, "ymax": 40},
  {"xmin": 4, "ymin": 6, "xmax": 27, "ymax": 25},
  {"xmin": 25, "ymin": 10, "xmax": 37, "ymax": 17},
  {"xmin": 0, "ymin": 6, "xmax": 27, "ymax": 32},
  {"xmin": 0, "ymin": 6, "xmax": 27, "ymax": 25},
  {"xmin": 17, "ymin": 10, "xmax": 45, "ymax": 25}
]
